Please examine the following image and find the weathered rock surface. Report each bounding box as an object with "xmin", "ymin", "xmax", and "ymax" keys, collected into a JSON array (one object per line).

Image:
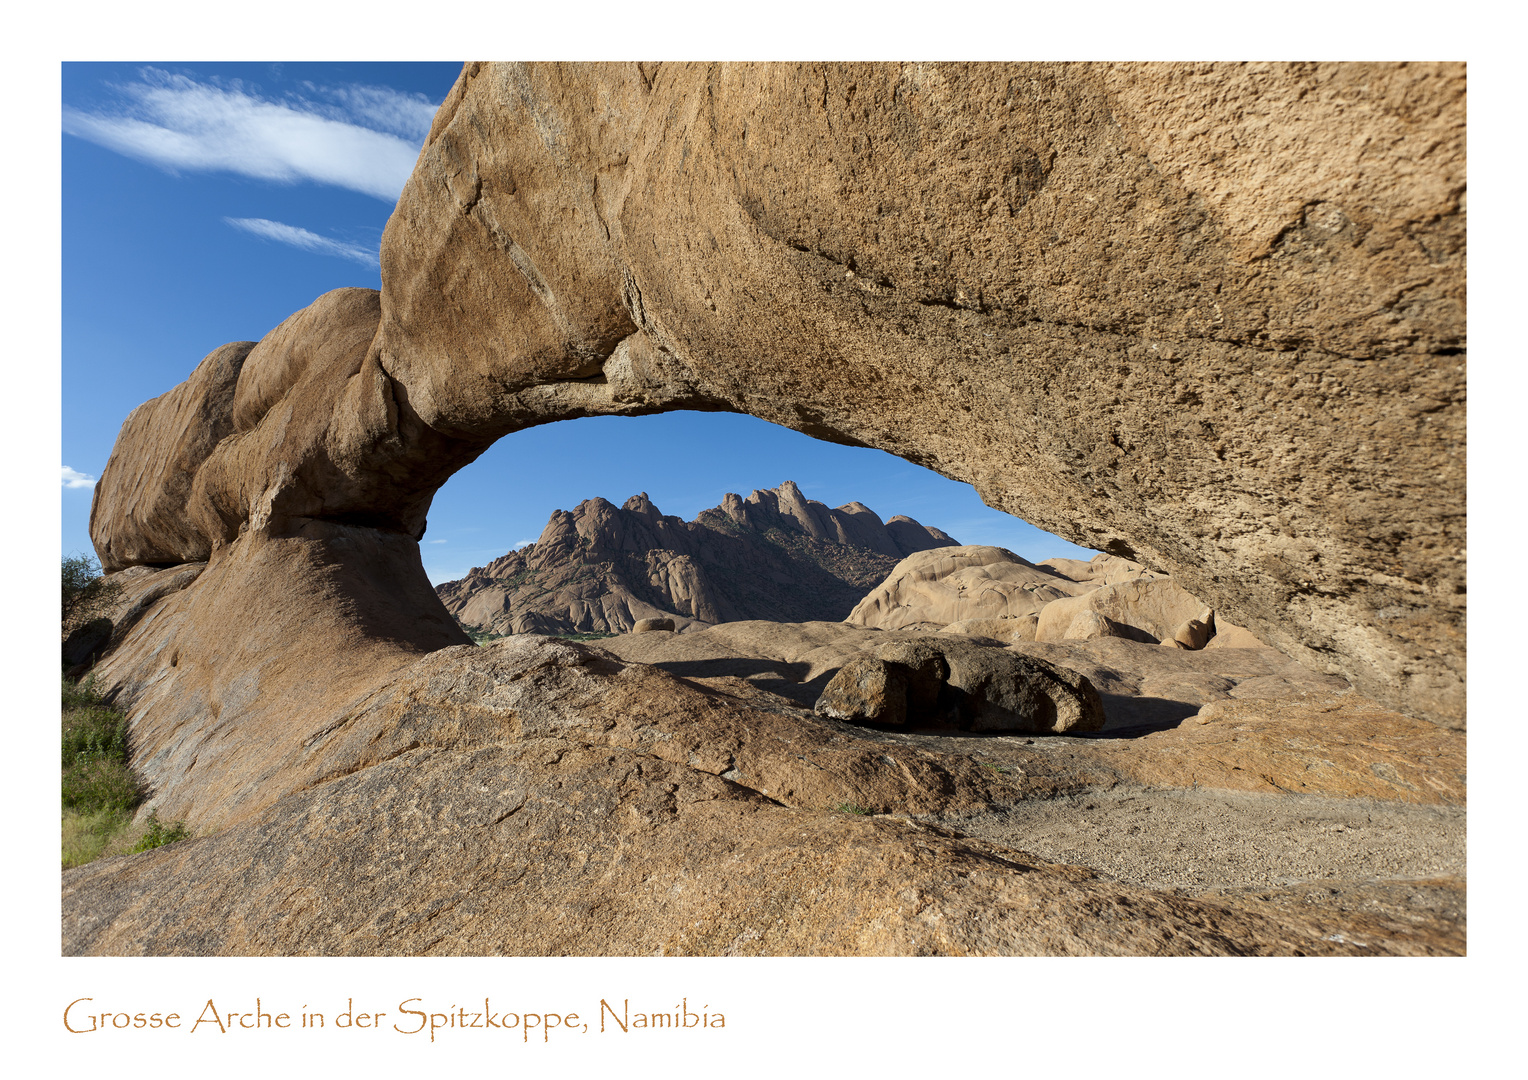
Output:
[
  {"xmin": 435, "ymin": 481, "xmax": 955, "ymax": 635},
  {"xmin": 1060, "ymin": 609, "xmax": 1158, "ymax": 644},
  {"xmin": 601, "ymin": 618, "xmax": 1346, "ymax": 732},
  {"xmin": 1035, "ymin": 576, "xmax": 1212, "ymax": 645},
  {"xmin": 63, "ymin": 625, "xmax": 1461, "ymax": 956},
  {"xmin": 815, "ymin": 636, "xmax": 1106, "ymax": 734},
  {"xmin": 66, "ymin": 539, "xmax": 1460, "ymax": 956},
  {"xmin": 1097, "ymin": 692, "xmax": 1467, "ymax": 803},
  {"xmin": 941, "ymin": 615, "xmax": 1040, "ymax": 643},
  {"xmin": 60, "ymin": 762, "xmax": 1460, "ymax": 956},
  {"xmin": 1005, "ymin": 636, "xmax": 1351, "ymax": 731},
  {"xmin": 847, "ymin": 545, "xmax": 1096, "ymax": 630},
  {"xmin": 1205, "ymin": 619, "xmax": 1268, "ymax": 650},
  {"xmin": 851, "ymin": 546, "xmax": 1243, "ymax": 652}
]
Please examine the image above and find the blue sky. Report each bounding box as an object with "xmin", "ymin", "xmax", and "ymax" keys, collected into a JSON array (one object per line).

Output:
[{"xmin": 62, "ymin": 60, "xmax": 1101, "ymax": 584}]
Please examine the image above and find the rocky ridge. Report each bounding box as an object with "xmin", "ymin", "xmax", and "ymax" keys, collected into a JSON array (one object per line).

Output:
[{"xmin": 435, "ymin": 480, "xmax": 956, "ymax": 635}]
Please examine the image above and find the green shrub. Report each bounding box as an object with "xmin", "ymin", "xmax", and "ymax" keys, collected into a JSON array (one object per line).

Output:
[
  {"xmin": 62, "ymin": 674, "xmax": 106, "ymax": 711},
  {"xmin": 132, "ymin": 811, "xmax": 190, "ymax": 852},
  {"xmin": 62, "ymin": 554, "xmax": 123, "ymax": 639},
  {"xmin": 62, "ymin": 704, "xmax": 128, "ymax": 767}
]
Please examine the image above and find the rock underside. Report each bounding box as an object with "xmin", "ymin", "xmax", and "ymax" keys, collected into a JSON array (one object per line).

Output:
[{"xmin": 70, "ymin": 62, "xmax": 1465, "ymax": 956}]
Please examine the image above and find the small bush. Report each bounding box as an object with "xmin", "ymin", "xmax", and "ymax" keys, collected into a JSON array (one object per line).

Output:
[
  {"xmin": 62, "ymin": 704, "xmax": 128, "ymax": 767},
  {"xmin": 132, "ymin": 811, "xmax": 190, "ymax": 853},
  {"xmin": 62, "ymin": 554, "xmax": 123, "ymax": 640}
]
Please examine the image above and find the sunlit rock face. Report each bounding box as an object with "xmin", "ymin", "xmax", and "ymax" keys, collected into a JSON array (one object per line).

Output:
[{"xmin": 91, "ymin": 62, "xmax": 1464, "ymax": 757}]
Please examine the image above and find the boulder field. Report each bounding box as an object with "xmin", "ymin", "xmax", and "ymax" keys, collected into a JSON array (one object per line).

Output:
[{"xmin": 68, "ymin": 63, "xmax": 1465, "ymax": 956}]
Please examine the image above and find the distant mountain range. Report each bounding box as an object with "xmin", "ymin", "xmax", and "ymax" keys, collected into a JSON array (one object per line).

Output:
[{"xmin": 435, "ymin": 480, "xmax": 959, "ymax": 636}]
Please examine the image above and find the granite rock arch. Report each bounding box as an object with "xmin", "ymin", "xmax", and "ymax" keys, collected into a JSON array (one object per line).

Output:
[{"xmin": 88, "ymin": 62, "xmax": 1465, "ymax": 833}]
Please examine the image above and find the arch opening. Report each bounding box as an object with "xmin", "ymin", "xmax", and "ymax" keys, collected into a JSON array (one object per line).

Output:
[{"xmin": 419, "ymin": 410, "xmax": 1099, "ymax": 588}]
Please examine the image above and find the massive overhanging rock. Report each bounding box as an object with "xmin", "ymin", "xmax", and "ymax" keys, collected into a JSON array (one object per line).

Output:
[{"xmin": 90, "ymin": 61, "xmax": 1465, "ymax": 745}]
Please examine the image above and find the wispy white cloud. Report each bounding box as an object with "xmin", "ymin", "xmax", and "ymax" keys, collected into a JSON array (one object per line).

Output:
[
  {"xmin": 225, "ymin": 217, "xmax": 379, "ymax": 267},
  {"xmin": 63, "ymin": 466, "xmax": 96, "ymax": 489},
  {"xmin": 512, "ymin": 538, "xmax": 538, "ymax": 550},
  {"xmin": 424, "ymin": 539, "xmax": 448, "ymax": 545},
  {"xmin": 300, "ymin": 81, "xmax": 438, "ymax": 142},
  {"xmin": 62, "ymin": 68, "xmax": 436, "ymax": 201}
]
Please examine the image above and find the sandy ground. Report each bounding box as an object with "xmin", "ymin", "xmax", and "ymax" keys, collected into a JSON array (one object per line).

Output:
[{"xmin": 938, "ymin": 785, "xmax": 1465, "ymax": 892}]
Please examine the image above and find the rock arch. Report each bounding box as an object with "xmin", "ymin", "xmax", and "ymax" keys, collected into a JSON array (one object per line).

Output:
[{"xmin": 89, "ymin": 59, "xmax": 1465, "ymax": 815}]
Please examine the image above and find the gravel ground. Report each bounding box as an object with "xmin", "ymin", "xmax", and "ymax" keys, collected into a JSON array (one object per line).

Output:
[{"xmin": 939, "ymin": 785, "xmax": 1466, "ymax": 892}]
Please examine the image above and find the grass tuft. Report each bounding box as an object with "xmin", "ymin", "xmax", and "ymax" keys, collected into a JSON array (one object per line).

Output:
[
  {"xmin": 834, "ymin": 802, "xmax": 874, "ymax": 815},
  {"xmin": 62, "ymin": 808, "xmax": 139, "ymax": 868},
  {"xmin": 62, "ymin": 756, "xmax": 144, "ymax": 814}
]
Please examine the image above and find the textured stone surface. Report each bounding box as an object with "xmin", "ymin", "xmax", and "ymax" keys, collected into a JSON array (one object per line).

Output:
[
  {"xmin": 1036, "ymin": 576, "xmax": 1210, "ymax": 644},
  {"xmin": 1093, "ymin": 692, "xmax": 1467, "ymax": 804},
  {"xmin": 852, "ymin": 547, "xmax": 1230, "ymax": 653},
  {"xmin": 848, "ymin": 545, "xmax": 1096, "ymax": 630},
  {"xmin": 90, "ymin": 341, "xmax": 254, "ymax": 569},
  {"xmin": 816, "ymin": 636, "xmax": 1106, "ymax": 734},
  {"xmin": 602, "ymin": 618, "xmax": 1347, "ymax": 732},
  {"xmin": 60, "ymin": 760, "xmax": 1461, "ymax": 956},
  {"xmin": 815, "ymin": 656, "xmax": 912, "ymax": 726}
]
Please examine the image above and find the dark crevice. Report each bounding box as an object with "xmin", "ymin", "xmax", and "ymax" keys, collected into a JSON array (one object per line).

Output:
[
  {"xmin": 915, "ymin": 297, "xmax": 985, "ymax": 314},
  {"xmin": 317, "ymin": 510, "xmax": 413, "ymax": 532}
]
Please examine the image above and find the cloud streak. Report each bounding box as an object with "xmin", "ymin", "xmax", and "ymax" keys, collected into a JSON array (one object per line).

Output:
[
  {"xmin": 225, "ymin": 217, "xmax": 379, "ymax": 267},
  {"xmin": 62, "ymin": 69, "xmax": 435, "ymax": 202},
  {"xmin": 63, "ymin": 466, "xmax": 96, "ymax": 489}
]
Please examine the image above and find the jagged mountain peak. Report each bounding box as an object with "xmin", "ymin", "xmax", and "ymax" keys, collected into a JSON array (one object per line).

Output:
[{"xmin": 437, "ymin": 482, "xmax": 959, "ymax": 636}]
